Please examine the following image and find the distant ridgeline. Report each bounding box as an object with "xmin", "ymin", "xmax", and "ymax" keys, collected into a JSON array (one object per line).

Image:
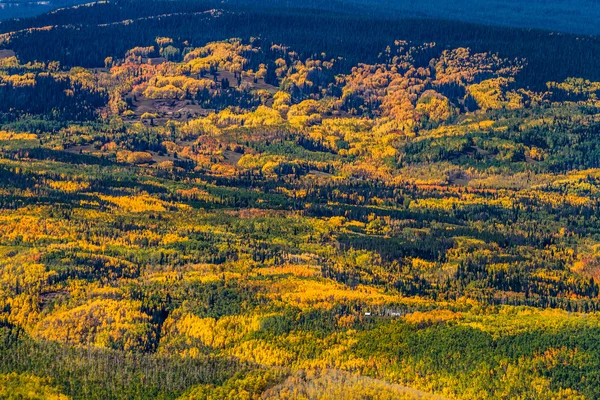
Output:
[
  {"xmin": 0, "ymin": 0, "xmax": 90, "ymax": 21},
  {"xmin": 0, "ymin": 0, "xmax": 598, "ymax": 90}
]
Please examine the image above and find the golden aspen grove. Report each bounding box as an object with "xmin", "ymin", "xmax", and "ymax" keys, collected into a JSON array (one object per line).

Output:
[{"xmin": 1, "ymin": 0, "xmax": 600, "ymax": 398}]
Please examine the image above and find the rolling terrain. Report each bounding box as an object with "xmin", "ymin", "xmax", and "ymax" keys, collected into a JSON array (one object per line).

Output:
[{"xmin": 1, "ymin": 1, "xmax": 600, "ymax": 399}]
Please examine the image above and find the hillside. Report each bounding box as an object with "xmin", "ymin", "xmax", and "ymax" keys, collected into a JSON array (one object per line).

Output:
[
  {"xmin": 3, "ymin": 0, "xmax": 600, "ymax": 35},
  {"xmin": 1, "ymin": 1, "xmax": 600, "ymax": 399}
]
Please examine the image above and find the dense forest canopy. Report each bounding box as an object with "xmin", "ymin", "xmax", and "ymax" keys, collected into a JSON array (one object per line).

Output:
[
  {"xmin": 1, "ymin": 1, "xmax": 600, "ymax": 399},
  {"xmin": 1, "ymin": 0, "xmax": 600, "ymax": 90}
]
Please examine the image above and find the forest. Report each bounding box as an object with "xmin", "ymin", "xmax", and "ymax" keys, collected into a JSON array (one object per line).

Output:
[{"xmin": 1, "ymin": 0, "xmax": 600, "ymax": 399}]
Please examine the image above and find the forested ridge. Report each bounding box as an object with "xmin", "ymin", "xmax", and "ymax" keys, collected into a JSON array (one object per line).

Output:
[
  {"xmin": 1, "ymin": 1, "xmax": 600, "ymax": 399},
  {"xmin": 2, "ymin": 0, "xmax": 600, "ymax": 89}
]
